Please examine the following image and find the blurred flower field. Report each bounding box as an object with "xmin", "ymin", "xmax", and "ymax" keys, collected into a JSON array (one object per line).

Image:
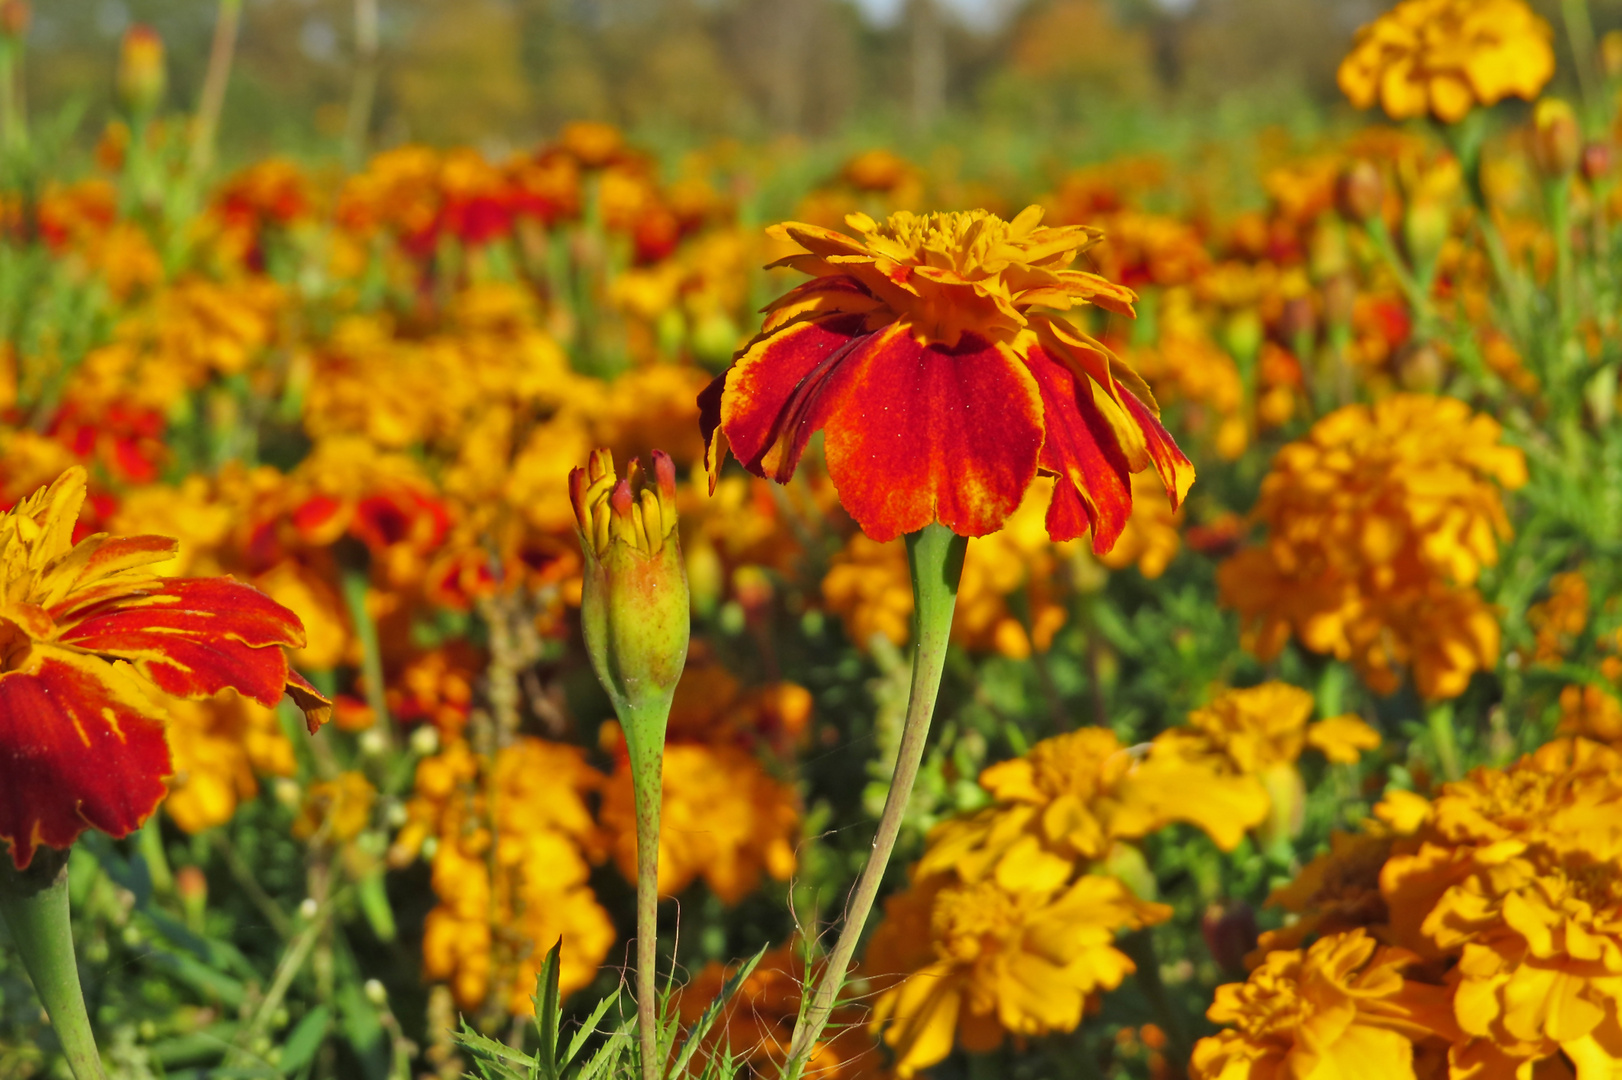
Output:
[{"xmin": 5, "ymin": 1, "xmax": 1622, "ymax": 1078}]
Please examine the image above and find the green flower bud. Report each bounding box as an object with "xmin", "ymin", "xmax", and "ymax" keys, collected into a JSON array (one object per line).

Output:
[{"xmin": 569, "ymin": 447, "xmax": 690, "ymax": 740}]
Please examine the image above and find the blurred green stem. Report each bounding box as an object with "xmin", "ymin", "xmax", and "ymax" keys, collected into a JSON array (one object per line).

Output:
[
  {"xmin": 0, "ymin": 849, "xmax": 109, "ymax": 1080},
  {"xmin": 1563, "ymin": 0, "xmax": 1601, "ymax": 117},
  {"xmin": 0, "ymin": 37, "xmax": 25, "ymax": 156},
  {"xmin": 1546, "ymin": 177, "xmax": 1576, "ymax": 343},
  {"xmin": 340, "ymin": 566, "xmax": 396, "ymax": 751},
  {"xmin": 344, "ymin": 0, "xmax": 380, "ymax": 168},
  {"xmin": 783, "ymin": 522, "xmax": 966, "ymax": 1079},
  {"xmin": 1427, "ymin": 701, "xmax": 1462, "ymax": 782},
  {"xmin": 1121, "ymin": 930, "xmax": 1191, "ymax": 1078},
  {"xmin": 188, "ymin": 0, "xmax": 242, "ymax": 177}
]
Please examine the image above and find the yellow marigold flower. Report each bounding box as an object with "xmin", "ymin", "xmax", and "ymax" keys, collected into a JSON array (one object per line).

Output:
[
  {"xmin": 601, "ymin": 740, "xmax": 798, "ymax": 904},
  {"xmin": 677, "ymin": 944, "xmax": 883, "ymax": 1080},
  {"xmin": 402, "ymin": 736, "xmax": 613, "ymax": 1015},
  {"xmin": 165, "ymin": 689, "xmax": 295, "ymax": 834},
  {"xmin": 1191, "ymin": 929, "xmax": 1456, "ymax": 1080},
  {"xmin": 867, "ymin": 872, "xmax": 1169, "ymax": 1077},
  {"xmin": 1527, "ymin": 570, "xmax": 1589, "ymax": 666},
  {"xmin": 1261, "ymin": 828, "xmax": 1399, "ymax": 954},
  {"xmin": 1218, "ymin": 394, "xmax": 1527, "ymax": 700},
  {"xmin": 1557, "ymin": 683, "xmax": 1622, "ymax": 745},
  {"xmin": 1337, "ymin": 0, "xmax": 1555, "ymax": 123},
  {"xmin": 920, "ymin": 724, "xmax": 1271, "ymax": 895},
  {"xmin": 292, "ymin": 771, "xmax": 376, "ymax": 845}
]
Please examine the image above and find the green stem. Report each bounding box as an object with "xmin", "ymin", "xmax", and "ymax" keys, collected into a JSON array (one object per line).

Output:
[
  {"xmin": 1562, "ymin": 0, "xmax": 1601, "ymax": 119},
  {"xmin": 1427, "ymin": 701, "xmax": 1462, "ymax": 782},
  {"xmin": 188, "ymin": 0, "xmax": 242, "ymax": 178},
  {"xmin": 0, "ymin": 850, "xmax": 109, "ymax": 1080},
  {"xmin": 783, "ymin": 522, "xmax": 966, "ymax": 1079},
  {"xmin": 1120, "ymin": 930, "xmax": 1191, "ymax": 1079},
  {"xmin": 623, "ymin": 710, "xmax": 667, "ymax": 1080},
  {"xmin": 340, "ymin": 567, "xmax": 396, "ymax": 751}
]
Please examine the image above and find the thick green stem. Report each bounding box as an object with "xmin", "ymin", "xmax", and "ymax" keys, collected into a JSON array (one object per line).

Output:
[
  {"xmin": 626, "ymin": 718, "xmax": 665, "ymax": 1080},
  {"xmin": 340, "ymin": 567, "xmax": 396, "ymax": 751},
  {"xmin": 783, "ymin": 522, "xmax": 966, "ymax": 1078},
  {"xmin": 0, "ymin": 850, "xmax": 108, "ymax": 1080}
]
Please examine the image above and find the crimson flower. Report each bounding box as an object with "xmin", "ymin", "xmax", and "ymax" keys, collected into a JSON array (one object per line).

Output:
[
  {"xmin": 699, "ymin": 207, "xmax": 1193, "ymax": 546},
  {"xmin": 0, "ymin": 468, "xmax": 331, "ymax": 869}
]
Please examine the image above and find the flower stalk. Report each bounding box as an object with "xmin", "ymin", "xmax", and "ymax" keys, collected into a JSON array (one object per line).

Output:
[
  {"xmin": 0, "ymin": 849, "xmax": 108, "ymax": 1080},
  {"xmin": 783, "ymin": 521, "xmax": 966, "ymax": 1079},
  {"xmin": 570, "ymin": 448, "xmax": 690, "ymax": 1080}
]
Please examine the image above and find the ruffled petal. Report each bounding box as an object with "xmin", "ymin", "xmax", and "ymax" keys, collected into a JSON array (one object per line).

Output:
[
  {"xmin": 56, "ymin": 576, "xmax": 310, "ymax": 710},
  {"xmin": 717, "ymin": 313, "xmax": 870, "ymax": 483},
  {"xmin": 1119, "ymin": 388, "xmax": 1196, "ymax": 510},
  {"xmin": 1022, "ymin": 343, "xmax": 1133, "ymax": 550},
  {"xmin": 821, "ymin": 328, "xmax": 1043, "ymax": 541},
  {"xmin": 0, "ymin": 652, "xmax": 172, "ymax": 869}
]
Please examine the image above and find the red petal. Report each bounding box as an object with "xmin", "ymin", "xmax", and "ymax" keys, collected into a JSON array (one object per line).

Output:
[
  {"xmin": 1024, "ymin": 344, "xmax": 1132, "ymax": 550},
  {"xmin": 698, "ymin": 371, "xmax": 728, "ymax": 493},
  {"xmin": 56, "ymin": 577, "xmax": 305, "ymax": 709},
  {"xmin": 821, "ymin": 328, "xmax": 1043, "ymax": 541},
  {"xmin": 0, "ymin": 655, "xmax": 171, "ymax": 869},
  {"xmin": 286, "ymin": 670, "xmax": 334, "ymax": 734},
  {"xmin": 719, "ymin": 313, "xmax": 869, "ymax": 483},
  {"xmin": 1119, "ymin": 390, "xmax": 1195, "ymax": 511}
]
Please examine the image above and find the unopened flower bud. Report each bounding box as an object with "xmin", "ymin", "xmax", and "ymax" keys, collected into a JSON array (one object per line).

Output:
[
  {"xmin": 1403, "ymin": 200, "xmax": 1450, "ymax": 269},
  {"xmin": 117, "ymin": 25, "xmax": 165, "ymax": 114},
  {"xmin": 1531, "ymin": 98, "xmax": 1581, "ymax": 179},
  {"xmin": 1583, "ymin": 141, "xmax": 1613, "ymax": 184},
  {"xmin": 1201, "ymin": 900, "xmax": 1258, "ymax": 975},
  {"xmin": 570, "ymin": 448, "xmax": 690, "ymax": 740},
  {"xmin": 1336, "ymin": 160, "xmax": 1384, "ymax": 224},
  {"xmin": 1395, "ymin": 341, "xmax": 1445, "ymax": 392}
]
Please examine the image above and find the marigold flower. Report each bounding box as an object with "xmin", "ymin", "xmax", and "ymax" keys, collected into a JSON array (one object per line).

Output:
[
  {"xmin": 0, "ymin": 468, "xmax": 329, "ymax": 869},
  {"xmin": 164, "ymin": 689, "xmax": 295, "ymax": 834},
  {"xmin": 292, "ymin": 771, "xmax": 377, "ymax": 845},
  {"xmin": 867, "ymin": 872, "xmax": 1169, "ymax": 1076},
  {"xmin": 1557, "ymin": 683, "xmax": 1622, "ymax": 744},
  {"xmin": 700, "ymin": 207, "xmax": 1193, "ymax": 546},
  {"xmin": 1219, "ymin": 395, "xmax": 1526, "ymax": 699},
  {"xmin": 1337, "ymin": 0, "xmax": 1555, "ymax": 123},
  {"xmin": 1191, "ymin": 929, "xmax": 1456, "ymax": 1080}
]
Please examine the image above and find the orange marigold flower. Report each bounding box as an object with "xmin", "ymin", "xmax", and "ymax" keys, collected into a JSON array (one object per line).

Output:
[
  {"xmin": 1191, "ymin": 929, "xmax": 1456, "ymax": 1080},
  {"xmin": 1218, "ymin": 394, "xmax": 1526, "ymax": 700},
  {"xmin": 1337, "ymin": 0, "xmax": 1555, "ymax": 124},
  {"xmin": 0, "ymin": 467, "xmax": 329, "ymax": 869},
  {"xmin": 700, "ymin": 207, "xmax": 1193, "ymax": 546}
]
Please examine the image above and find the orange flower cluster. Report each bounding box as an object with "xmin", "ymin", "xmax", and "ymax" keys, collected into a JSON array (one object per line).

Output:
[
  {"xmin": 1206, "ymin": 737, "xmax": 1622, "ymax": 1078},
  {"xmin": 1219, "ymin": 395, "xmax": 1527, "ymax": 699}
]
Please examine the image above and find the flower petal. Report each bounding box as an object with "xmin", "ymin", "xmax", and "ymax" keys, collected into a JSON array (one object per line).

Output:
[
  {"xmin": 822, "ymin": 328, "xmax": 1043, "ymax": 541},
  {"xmin": 1119, "ymin": 387, "xmax": 1196, "ymax": 510},
  {"xmin": 0, "ymin": 653, "xmax": 171, "ymax": 869},
  {"xmin": 57, "ymin": 577, "xmax": 307, "ymax": 709},
  {"xmin": 717, "ymin": 313, "xmax": 869, "ymax": 483},
  {"xmin": 1023, "ymin": 343, "xmax": 1133, "ymax": 549}
]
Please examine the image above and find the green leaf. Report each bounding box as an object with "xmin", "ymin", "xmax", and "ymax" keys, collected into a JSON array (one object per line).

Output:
[
  {"xmin": 561, "ymin": 987, "xmax": 621, "ymax": 1071},
  {"xmin": 667, "ymin": 944, "xmax": 766, "ymax": 1080},
  {"xmin": 531, "ymin": 940, "xmax": 563, "ymax": 1080},
  {"xmin": 455, "ymin": 1019, "xmax": 532, "ymax": 1080},
  {"xmin": 279, "ymin": 1007, "xmax": 332, "ymax": 1076},
  {"xmin": 574, "ymin": 1028, "xmax": 632, "ymax": 1080}
]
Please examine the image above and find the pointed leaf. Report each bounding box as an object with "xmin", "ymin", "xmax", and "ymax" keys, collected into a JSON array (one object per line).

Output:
[{"xmin": 668, "ymin": 945, "xmax": 767, "ymax": 1080}]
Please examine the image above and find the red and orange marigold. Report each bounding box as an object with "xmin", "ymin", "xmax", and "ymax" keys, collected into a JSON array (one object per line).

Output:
[
  {"xmin": 0, "ymin": 467, "xmax": 330, "ymax": 869},
  {"xmin": 699, "ymin": 207, "xmax": 1193, "ymax": 546}
]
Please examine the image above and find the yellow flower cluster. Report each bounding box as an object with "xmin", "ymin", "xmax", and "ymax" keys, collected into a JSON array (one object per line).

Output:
[
  {"xmin": 163, "ymin": 689, "xmax": 296, "ymax": 835},
  {"xmin": 394, "ymin": 737, "xmax": 614, "ymax": 1016},
  {"xmin": 1205, "ymin": 736, "xmax": 1622, "ymax": 1078},
  {"xmin": 1219, "ymin": 394, "xmax": 1527, "ymax": 700},
  {"xmin": 865, "ymin": 683, "xmax": 1378, "ymax": 1074},
  {"xmin": 1338, "ymin": 0, "xmax": 1555, "ymax": 123}
]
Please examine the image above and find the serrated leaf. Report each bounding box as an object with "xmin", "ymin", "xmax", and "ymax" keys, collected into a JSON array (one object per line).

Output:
[
  {"xmin": 575, "ymin": 1029, "xmax": 632, "ymax": 1080},
  {"xmin": 455, "ymin": 1019, "xmax": 534, "ymax": 1080},
  {"xmin": 668, "ymin": 945, "xmax": 766, "ymax": 1080},
  {"xmin": 562, "ymin": 988, "xmax": 621, "ymax": 1070}
]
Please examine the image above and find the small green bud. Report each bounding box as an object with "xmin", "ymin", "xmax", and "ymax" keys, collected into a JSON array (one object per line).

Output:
[{"xmin": 569, "ymin": 447, "xmax": 691, "ymax": 743}]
